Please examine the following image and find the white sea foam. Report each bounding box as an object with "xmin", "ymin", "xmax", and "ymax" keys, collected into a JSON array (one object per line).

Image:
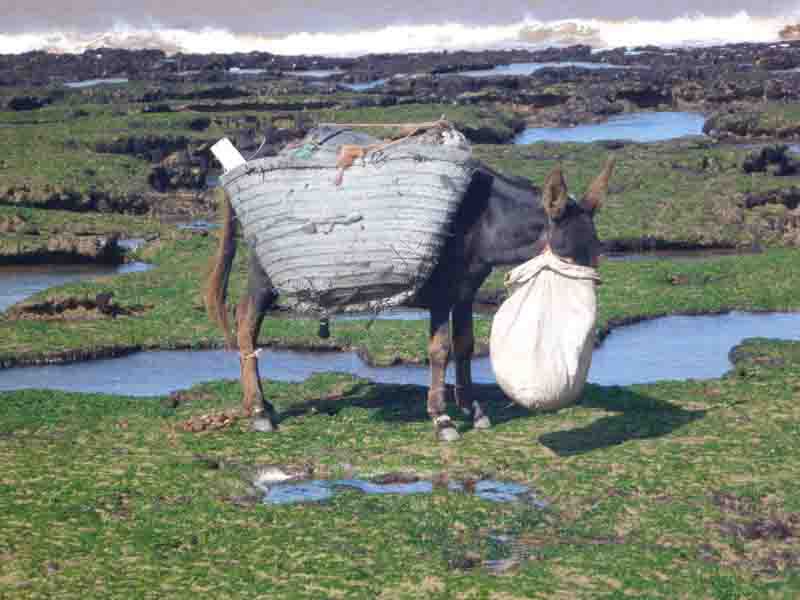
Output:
[{"xmin": 0, "ymin": 12, "xmax": 797, "ymax": 57}]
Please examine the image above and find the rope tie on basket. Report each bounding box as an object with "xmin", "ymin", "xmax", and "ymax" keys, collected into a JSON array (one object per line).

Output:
[
  {"xmin": 241, "ymin": 348, "xmax": 263, "ymax": 361},
  {"xmin": 333, "ymin": 118, "xmax": 450, "ymax": 186},
  {"xmin": 246, "ymin": 136, "xmax": 269, "ymax": 161},
  {"xmin": 285, "ymin": 127, "xmax": 350, "ymax": 160}
]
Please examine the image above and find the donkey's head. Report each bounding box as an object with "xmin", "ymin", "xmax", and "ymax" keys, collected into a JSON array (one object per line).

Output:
[{"xmin": 540, "ymin": 158, "xmax": 615, "ymax": 268}]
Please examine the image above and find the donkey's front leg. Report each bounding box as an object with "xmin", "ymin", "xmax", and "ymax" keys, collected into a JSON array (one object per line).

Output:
[
  {"xmin": 452, "ymin": 301, "xmax": 491, "ymax": 430},
  {"xmin": 237, "ymin": 258, "xmax": 278, "ymax": 432},
  {"xmin": 428, "ymin": 306, "xmax": 459, "ymax": 442}
]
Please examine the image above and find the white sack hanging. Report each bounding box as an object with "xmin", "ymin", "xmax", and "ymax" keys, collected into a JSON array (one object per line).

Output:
[{"xmin": 490, "ymin": 250, "xmax": 600, "ymax": 410}]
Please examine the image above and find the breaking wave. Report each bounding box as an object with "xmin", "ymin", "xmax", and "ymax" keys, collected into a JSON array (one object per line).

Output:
[{"xmin": 0, "ymin": 12, "xmax": 797, "ymax": 57}]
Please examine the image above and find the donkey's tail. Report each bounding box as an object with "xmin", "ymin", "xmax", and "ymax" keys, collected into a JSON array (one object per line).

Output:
[{"xmin": 204, "ymin": 187, "xmax": 237, "ymax": 349}]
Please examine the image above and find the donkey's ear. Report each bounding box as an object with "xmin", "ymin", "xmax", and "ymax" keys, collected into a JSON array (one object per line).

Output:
[
  {"xmin": 542, "ymin": 165, "xmax": 569, "ymax": 220},
  {"xmin": 582, "ymin": 156, "xmax": 615, "ymax": 212}
]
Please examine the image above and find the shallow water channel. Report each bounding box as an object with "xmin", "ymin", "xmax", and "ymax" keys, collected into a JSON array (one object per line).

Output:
[
  {"xmin": 458, "ymin": 61, "xmax": 634, "ymax": 77},
  {"xmin": 341, "ymin": 79, "xmax": 389, "ymax": 91},
  {"xmin": 64, "ymin": 78, "xmax": 129, "ymax": 88},
  {"xmin": 257, "ymin": 476, "xmax": 543, "ymax": 506},
  {"xmin": 0, "ymin": 261, "xmax": 152, "ymax": 313},
  {"xmin": 515, "ymin": 112, "xmax": 706, "ymax": 144},
  {"xmin": 342, "ymin": 62, "xmax": 634, "ymax": 91},
  {"xmin": 1, "ymin": 312, "xmax": 798, "ymax": 395},
  {"xmin": 286, "ymin": 69, "xmax": 345, "ymax": 78}
]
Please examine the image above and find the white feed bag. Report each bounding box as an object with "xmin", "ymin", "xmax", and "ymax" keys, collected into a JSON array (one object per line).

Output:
[
  {"xmin": 490, "ymin": 251, "xmax": 600, "ymax": 411},
  {"xmin": 211, "ymin": 138, "xmax": 246, "ymax": 173}
]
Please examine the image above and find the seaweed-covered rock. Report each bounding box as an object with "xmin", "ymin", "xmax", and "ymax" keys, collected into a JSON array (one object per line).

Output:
[
  {"xmin": 755, "ymin": 51, "xmax": 800, "ymax": 71},
  {"xmin": 46, "ymin": 234, "xmax": 123, "ymax": 263},
  {"xmin": 143, "ymin": 103, "xmax": 173, "ymax": 113},
  {"xmin": 7, "ymin": 95, "xmax": 50, "ymax": 111},
  {"xmin": 704, "ymin": 111, "xmax": 762, "ymax": 137},
  {"xmin": 742, "ymin": 187, "xmax": 800, "ymax": 210},
  {"xmin": 6, "ymin": 293, "xmax": 150, "ymax": 321},
  {"xmin": 94, "ymin": 135, "xmax": 191, "ymax": 160},
  {"xmin": 188, "ymin": 116, "xmax": 212, "ymax": 131},
  {"xmin": 742, "ymin": 145, "xmax": 799, "ymax": 176}
]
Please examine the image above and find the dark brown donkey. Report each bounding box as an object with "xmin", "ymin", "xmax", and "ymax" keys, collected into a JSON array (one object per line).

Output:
[{"xmin": 206, "ymin": 154, "xmax": 614, "ymax": 442}]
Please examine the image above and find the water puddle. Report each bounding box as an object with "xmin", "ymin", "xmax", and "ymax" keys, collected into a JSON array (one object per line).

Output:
[
  {"xmin": 335, "ymin": 308, "xmax": 433, "ymax": 321},
  {"xmin": 590, "ymin": 312, "xmax": 800, "ymax": 385},
  {"xmin": 459, "ymin": 61, "xmax": 634, "ymax": 77},
  {"xmin": 64, "ymin": 78, "xmax": 129, "ymax": 89},
  {"xmin": 228, "ymin": 68, "xmax": 267, "ymax": 76},
  {"xmin": 176, "ymin": 220, "xmax": 220, "ymax": 232},
  {"xmin": 117, "ymin": 238, "xmax": 147, "ymax": 252},
  {"xmin": 0, "ymin": 261, "xmax": 152, "ymax": 313},
  {"xmin": 286, "ymin": 69, "xmax": 344, "ymax": 79},
  {"xmin": 2, "ymin": 312, "xmax": 798, "ymax": 394},
  {"xmin": 263, "ymin": 481, "xmax": 333, "ymax": 504},
  {"xmin": 341, "ymin": 79, "xmax": 388, "ymax": 91},
  {"xmin": 256, "ymin": 475, "xmax": 542, "ymax": 506},
  {"xmin": 514, "ymin": 112, "xmax": 706, "ymax": 144}
]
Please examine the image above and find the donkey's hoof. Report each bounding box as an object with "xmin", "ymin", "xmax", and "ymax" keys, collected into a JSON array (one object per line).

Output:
[
  {"xmin": 433, "ymin": 415, "xmax": 460, "ymax": 442},
  {"xmin": 252, "ymin": 418, "xmax": 277, "ymax": 433},
  {"xmin": 474, "ymin": 415, "xmax": 492, "ymax": 430},
  {"xmin": 438, "ymin": 426, "xmax": 461, "ymax": 442}
]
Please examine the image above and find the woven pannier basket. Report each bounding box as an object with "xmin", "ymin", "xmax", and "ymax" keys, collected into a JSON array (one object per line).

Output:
[{"xmin": 220, "ymin": 125, "xmax": 477, "ymax": 312}]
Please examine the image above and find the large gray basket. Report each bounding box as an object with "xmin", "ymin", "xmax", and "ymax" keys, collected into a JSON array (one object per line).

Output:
[{"xmin": 220, "ymin": 126, "xmax": 476, "ymax": 312}]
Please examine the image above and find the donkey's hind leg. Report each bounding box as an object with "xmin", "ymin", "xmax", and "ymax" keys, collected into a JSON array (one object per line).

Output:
[
  {"xmin": 428, "ymin": 306, "xmax": 460, "ymax": 442},
  {"xmin": 452, "ymin": 301, "xmax": 491, "ymax": 430},
  {"xmin": 237, "ymin": 255, "xmax": 278, "ymax": 432}
]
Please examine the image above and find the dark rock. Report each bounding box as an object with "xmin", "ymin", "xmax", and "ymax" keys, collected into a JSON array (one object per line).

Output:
[
  {"xmin": 46, "ymin": 234, "xmax": 123, "ymax": 263},
  {"xmin": 513, "ymin": 91, "xmax": 569, "ymax": 108},
  {"xmin": 167, "ymin": 85, "xmax": 251, "ymax": 101},
  {"xmin": 188, "ymin": 116, "xmax": 211, "ymax": 131},
  {"xmin": 6, "ymin": 293, "xmax": 149, "ymax": 321},
  {"xmin": 703, "ymin": 111, "xmax": 760, "ymax": 137},
  {"xmin": 7, "ymin": 95, "xmax": 50, "ymax": 111},
  {"xmin": 94, "ymin": 135, "xmax": 191, "ymax": 159},
  {"xmin": 143, "ymin": 103, "xmax": 173, "ymax": 113},
  {"xmin": 95, "ymin": 292, "xmax": 114, "ymax": 314},
  {"xmin": 755, "ymin": 51, "xmax": 800, "ymax": 71},
  {"xmin": 743, "ymin": 145, "xmax": 799, "ymax": 176},
  {"xmin": 599, "ymin": 140, "xmax": 627, "ymax": 150},
  {"xmin": 447, "ymin": 553, "xmax": 481, "ymax": 570},
  {"xmin": 371, "ymin": 472, "xmax": 419, "ymax": 485},
  {"xmin": 430, "ymin": 62, "xmax": 497, "ymax": 75},
  {"xmin": 460, "ymin": 124, "xmax": 512, "ymax": 144},
  {"xmin": 742, "ymin": 187, "xmax": 800, "ymax": 210}
]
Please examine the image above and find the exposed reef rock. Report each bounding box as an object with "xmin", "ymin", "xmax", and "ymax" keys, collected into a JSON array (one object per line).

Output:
[
  {"xmin": 705, "ymin": 109, "xmax": 800, "ymax": 141},
  {"xmin": 6, "ymin": 293, "xmax": 151, "ymax": 321},
  {"xmin": 7, "ymin": 95, "xmax": 52, "ymax": 111},
  {"xmin": 4, "ymin": 235, "xmax": 127, "ymax": 266},
  {"xmin": 742, "ymin": 145, "xmax": 799, "ymax": 176}
]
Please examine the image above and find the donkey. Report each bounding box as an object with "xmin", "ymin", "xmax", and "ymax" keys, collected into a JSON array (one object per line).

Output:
[{"xmin": 206, "ymin": 138, "xmax": 614, "ymax": 442}]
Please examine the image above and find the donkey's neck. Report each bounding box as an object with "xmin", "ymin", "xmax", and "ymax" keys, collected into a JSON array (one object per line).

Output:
[{"xmin": 478, "ymin": 171, "xmax": 549, "ymax": 266}]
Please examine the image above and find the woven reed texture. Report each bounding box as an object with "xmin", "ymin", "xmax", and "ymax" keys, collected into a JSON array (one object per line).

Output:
[{"xmin": 221, "ymin": 127, "xmax": 476, "ymax": 312}]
